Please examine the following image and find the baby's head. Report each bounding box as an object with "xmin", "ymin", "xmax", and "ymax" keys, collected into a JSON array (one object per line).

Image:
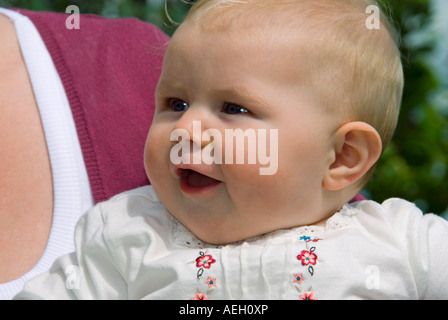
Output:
[{"xmin": 144, "ymin": 0, "xmax": 403, "ymax": 244}]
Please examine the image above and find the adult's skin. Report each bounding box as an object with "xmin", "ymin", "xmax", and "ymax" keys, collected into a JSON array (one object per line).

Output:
[
  {"xmin": 0, "ymin": 13, "xmax": 53, "ymax": 283},
  {"xmin": 0, "ymin": 9, "xmax": 169, "ymax": 290}
]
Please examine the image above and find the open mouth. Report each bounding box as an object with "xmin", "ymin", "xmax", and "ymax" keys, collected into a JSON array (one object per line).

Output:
[{"xmin": 178, "ymin": 169, "xmax": 221, "ymax": 192}]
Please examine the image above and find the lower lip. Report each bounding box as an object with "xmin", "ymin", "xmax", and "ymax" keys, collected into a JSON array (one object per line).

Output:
[{"xmin": 179, "ymin": 178, "xmax": 222, "ymax": 195}]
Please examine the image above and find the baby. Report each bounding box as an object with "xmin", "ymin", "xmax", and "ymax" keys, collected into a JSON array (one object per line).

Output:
[{"xmin": 15, "ymin": 0, "xmax": 448, "ymax": 300}]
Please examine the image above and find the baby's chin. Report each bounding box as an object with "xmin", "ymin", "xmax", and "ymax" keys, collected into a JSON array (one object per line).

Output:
[
  {"xmin": 189, "ymin": 223, "xmax": 281, "ymax": 246},
  {"xmin": 183, "ymin": 223, "xmax": 252, "ymax": 246},
  {"xmin": 195, "ymin": 233, "xmax": 248, "ymax": 246}
]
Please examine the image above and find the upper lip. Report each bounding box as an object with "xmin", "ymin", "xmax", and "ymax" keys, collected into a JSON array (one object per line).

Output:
[{"xmin": 171, "ymin": 163, "xmax": 222, "ymax": 182}]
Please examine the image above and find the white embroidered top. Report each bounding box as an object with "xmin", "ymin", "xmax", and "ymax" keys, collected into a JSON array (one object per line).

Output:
[{"xmin": 15, "ymin": 186, "xmax": 448, "ymax": 300}]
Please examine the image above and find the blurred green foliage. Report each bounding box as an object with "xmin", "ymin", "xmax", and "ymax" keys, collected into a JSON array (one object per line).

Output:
[
  {"xmin": 1, "ymin": 0, "xmax": 446, "ymax": 216},
  {"xmin": 369, "ymin": 0, "xmax": 448, "ymax": 216}
]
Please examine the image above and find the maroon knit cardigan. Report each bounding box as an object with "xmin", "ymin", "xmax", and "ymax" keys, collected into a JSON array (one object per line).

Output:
[{"xmin": 14, "ymin": 8, "xmax": 169, "ymax": 203}]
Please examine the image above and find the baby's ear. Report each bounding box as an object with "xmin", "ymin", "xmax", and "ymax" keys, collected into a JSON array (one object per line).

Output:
[{"xmin": 323, "ymin": 122, "xmax": 382, "ymax": 191}]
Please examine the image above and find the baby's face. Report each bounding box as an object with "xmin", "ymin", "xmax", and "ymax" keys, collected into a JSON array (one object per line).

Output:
[{"xmin": 144, "ymin": 21, "xmax": 339, "ymax": 244}]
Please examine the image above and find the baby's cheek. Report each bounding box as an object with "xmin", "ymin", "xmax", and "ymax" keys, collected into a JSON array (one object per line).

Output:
[{"xmin": 144, "ymin": 129, "xmax": 169, "ymax": 179}]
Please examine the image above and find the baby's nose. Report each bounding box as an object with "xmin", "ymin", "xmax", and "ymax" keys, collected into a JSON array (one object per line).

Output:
[{"xmin": 173, "ymin": 110, "xmax": 211, "ymax": 149}]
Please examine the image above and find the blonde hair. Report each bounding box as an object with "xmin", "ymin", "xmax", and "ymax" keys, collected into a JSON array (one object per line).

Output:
[{"xmin": 183, "ymin": 0, "xmax": 404, "ymax": 186}]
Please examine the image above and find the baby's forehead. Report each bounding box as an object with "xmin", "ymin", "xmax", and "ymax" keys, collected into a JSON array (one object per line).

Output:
[
  {"xmin": 183, "ymin": 0, "xmax": 387, "ymax": 61},
  {"xmin": 186, "ymin": 0, "xmax": 373, "ymax": 32},
  {"xmin": 187, "ymin": 1, "xmax": 309, "ymax": 33},
  {"xmin": 173, "ymin": 0, "xmax": 383, "ymax": 86}
]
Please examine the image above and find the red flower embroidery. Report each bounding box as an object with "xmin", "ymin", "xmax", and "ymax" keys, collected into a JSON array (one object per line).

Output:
[
  {"xmin": 300, "ymin": 291, "xmax": 317, "ymax": 300},
  {"xmin": 297, "ymin": 250, "xmax": 317, "ymax": 266},
  {"xmin": 191, "ymin": 293, "xmax": 210, "ymax": 300},
  {"xmin": 293, "ymin": 273, "xmax": 305, "ymax": 285},
  {"xmin": 205, "ymin": 277, "xmax": 217, "ymax": 289},
  {"xmin": 196, "ymin": 254, "xmax": 216, "ymax": 269}
]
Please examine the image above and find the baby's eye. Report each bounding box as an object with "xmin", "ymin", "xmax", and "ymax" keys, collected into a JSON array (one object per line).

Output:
[
  {"xmin": 169, "ymin": 99, "xmax": 189, "ymax": 112},
  {"xmin": 223, "ymin": 103, "xmax": 249, "ymax": 115}
]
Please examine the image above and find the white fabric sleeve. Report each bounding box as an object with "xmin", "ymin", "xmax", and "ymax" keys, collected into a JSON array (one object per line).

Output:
[
  {"xmin": 381, "ymin": 199, "xmax": 448, "ymax": 299},
  {"xmin": 14, "ymin": 202, "xmax": 128, "ymax": 300}
]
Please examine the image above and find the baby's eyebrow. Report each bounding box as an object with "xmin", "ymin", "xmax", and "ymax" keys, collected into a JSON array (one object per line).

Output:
[
  {"xmin": 214, "ymin": 86, "xmax": 270, "ymax": 109},
  {"xmin": 156, "ymin": 80, "xmax": 184, "ymax": 93}
]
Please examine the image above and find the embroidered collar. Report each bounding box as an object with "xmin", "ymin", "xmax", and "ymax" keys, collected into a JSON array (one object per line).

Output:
[{"xmin": 171, "ymin": 203, "xmax": 357, "ymax": 248}]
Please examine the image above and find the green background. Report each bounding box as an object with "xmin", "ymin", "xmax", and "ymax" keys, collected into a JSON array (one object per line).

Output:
[{"xmin": 1, "ymin": 0, "xmax": 447, "ymax": 217}]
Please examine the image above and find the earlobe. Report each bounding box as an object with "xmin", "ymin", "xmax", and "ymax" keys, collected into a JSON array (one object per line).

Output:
[{"xmin": 323, "ymin": 122, "xmax": 382, "ymax": 191}]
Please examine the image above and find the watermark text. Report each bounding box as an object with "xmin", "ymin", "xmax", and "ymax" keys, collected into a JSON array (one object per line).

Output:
[
  {"xmin": 66, "ymin": 5, "xmax": 80, "ymax": 30},
  {"xmin": 366, "ymin": 5, "xmax": 380, "ymax": 30},
  {"xmin": 170, "ymin": 121, "xmax": 278, "ymax": 175}
]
